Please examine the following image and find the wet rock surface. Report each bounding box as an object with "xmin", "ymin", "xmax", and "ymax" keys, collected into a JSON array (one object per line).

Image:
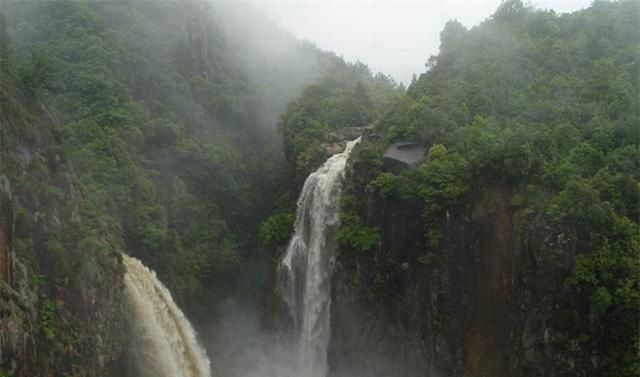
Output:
[
  {"xmin": 1, "ymin": 120, "xmax": 125, "ymax": 377},
  {"xmin": 329, "ymin": 164, "xmax": 579, "ymax": 377}
]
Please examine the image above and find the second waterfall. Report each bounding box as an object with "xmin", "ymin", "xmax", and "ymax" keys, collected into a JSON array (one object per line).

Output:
[
  {"xmin": 278, "ymin": 138, "xmax": 361, "ymax": 377},
  {"xmin": 122, "ymin": 254, "xmax": 211, "ymax": 377}
]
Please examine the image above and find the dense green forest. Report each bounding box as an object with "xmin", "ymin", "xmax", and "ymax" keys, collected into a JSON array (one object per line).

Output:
[
  {"xmin": 1, "ymin": 10, "xmax": 127, "ymax": 375},
  {"xmin": 5, "ymin": 0, "xmax": 291, "ymax": 318},
  {"xmin": 2, "ymin": 0, "xmax": 396, "ymax": 310},
  {"xmin": 0, "ymin": 1, "xmax": 398, "ymax": 375},
  {"xmin": 0, "ymin": 0, "xmax": 638, "ymax": 376},
  {"xmin": 329, "ymin": 1, "xmax": 639, "ymax": 375}
]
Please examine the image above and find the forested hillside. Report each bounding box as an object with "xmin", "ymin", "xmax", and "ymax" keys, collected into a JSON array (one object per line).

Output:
[
  {"xmin": 329, "ymin": 1, "xmax": 639, "ymax": 376},
  {"xmin": 1, "ymin": 10, "xmax": 127, "ymax": 375},
  {"xmin": 0, "ymin": 1, "xmax": 397, "ymax": 375},
  {"xmin": 1, "ymin": 0, "xmax": 637, "ymax": 376}
]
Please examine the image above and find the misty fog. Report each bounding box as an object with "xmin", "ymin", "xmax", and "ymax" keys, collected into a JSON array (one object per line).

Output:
[{"xmin": 0, "ymin": 1, "xmax": 636, "ymax": 377}]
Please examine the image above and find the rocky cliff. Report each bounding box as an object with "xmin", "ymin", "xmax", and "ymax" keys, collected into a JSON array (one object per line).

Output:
[
  {"xmin": 0, "ymin": 92, "xmax": 125, "ymax": 377},
  {"xmin": 326, "ymin": 2, "xmax": 640, "ymax": 374},
  {"xmin": 328, "ymin": 149, "xmax": 598, "ymax": 377}
]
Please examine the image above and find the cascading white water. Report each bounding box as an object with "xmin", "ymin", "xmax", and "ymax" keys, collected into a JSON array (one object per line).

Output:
[
  {"xmin": 278, "ymin": 138, "xmax": 361, "ymax": 377},
  {"xmin": 122, "ymin": 254, "xmax": 212, "ymax": 377}
]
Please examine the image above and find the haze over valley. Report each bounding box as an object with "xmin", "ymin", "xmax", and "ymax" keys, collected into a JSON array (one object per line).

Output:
[{"xmin": 0, "ymin": 1, "xmax": 637, "ymax": 377}]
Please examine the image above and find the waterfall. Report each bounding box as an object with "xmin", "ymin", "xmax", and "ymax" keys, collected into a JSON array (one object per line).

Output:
[
  {"xmin": 278, "ymin": 138, "xmax": 361, "ymax": 377},
  {"xmin": 122, "ymin": 254, "xmax": 212, "ymax": 377}
]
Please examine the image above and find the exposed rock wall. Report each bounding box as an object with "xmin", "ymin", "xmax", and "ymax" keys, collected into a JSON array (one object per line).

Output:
[
  {"xmin": 0, "ymin": 108, "xmax": 126, "ymax": 377},
  {"xmin": 0, "ymin": 176, "xmax": 12, "ymax": 284},
  {"xmin": 0, "ymin": 176, "xmax": 36, "ymax": 377},
  {"xmin": 329, "ymin": 188, "xmax": 435, "ymax": 377},
  {"xmin": 328, "ymin": 174, "xmax": 557, "ymax": 377},
  {"xmin": 0, "ymin": 176, "xmax": 38, "ymax": 377}
]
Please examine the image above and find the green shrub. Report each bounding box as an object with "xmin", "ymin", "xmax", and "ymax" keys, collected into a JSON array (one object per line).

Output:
[
  {"xmin": 336, "ymin": 212, "xmax": 380, "ymax": 253},
  {"xmin": 259, "ymin": 212, "xmax": 295, "ymax": 249},
  {"xmin": 38, "ymin": 299, "xmax": 57, "ymax": 341}
]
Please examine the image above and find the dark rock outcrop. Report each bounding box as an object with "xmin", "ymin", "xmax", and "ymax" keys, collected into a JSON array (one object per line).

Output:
[
  {"xmin": 329, "ymin": 161, "xmax": 576, "ymax": 377},
  {"xmin": 329, "ymin": 195, "xmax": 432, "ymax": 377},
  {"xmin": 322, "ymin": 127, "xmax": 371, "ymax": 156},
  {"xmin": 382, "ymin": 142, "xmax": 426, "ymax": 172}
]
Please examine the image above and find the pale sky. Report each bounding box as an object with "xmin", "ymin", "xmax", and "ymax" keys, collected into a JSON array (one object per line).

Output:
[{"xmin": 247, "ymin": 0, "xmax": 594, "ymax": 84}]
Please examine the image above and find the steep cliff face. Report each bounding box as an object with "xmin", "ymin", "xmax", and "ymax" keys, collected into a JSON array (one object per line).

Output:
[
  {"xmin": 0, "ymin": 140, "xmax": 126, "ymax": 377},
  {"xmin": 0, "ymin": 70, "xmax": 125, "ymax": 376},
  {"xmin": 0, "ymin": 177, "xmax": 11, "ymax": 283},
  {"xmin": 329, "ymin": 166, "xmax": 572, "ymax": 377},
  {"xmin": 0, "ymin": 177, "xmax": 37, "ymax": 377},
  {"xmin": 329, "ymin": 194, "xmax": 431, "ymax": 377},
  {"xmin": 329, "ymin": 3, "xmax": 639, "ymax": 376}
]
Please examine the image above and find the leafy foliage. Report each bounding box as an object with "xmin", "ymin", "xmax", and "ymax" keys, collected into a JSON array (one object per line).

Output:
[
  {"xmin": 259, "ymin": 212, "xmax": 295, "ymax": 249},
  {"xmin": 336, "ymin": 195, "xmax": 381, "ymax": 253},
  {"xmin": 416, "ymin": 144, "xmax": 468, "ymax": 208},
  {"xmin": 3, "ymin": 0, "xmax": 288, "ymax": 321},
  {"xmin": 2, "ymin": 0, "xmax": 403, "ymax": 327},
  {"xmin": 280, "ymin": 61, "xmax": 402, "ymax": 184},
  {"xmin": 339, "ymin": 1, "xmax": 639, "ymax": 374}
]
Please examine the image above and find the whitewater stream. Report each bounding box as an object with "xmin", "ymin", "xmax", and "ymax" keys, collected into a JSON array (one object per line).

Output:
[
  {"xmin": 278, "ymin": 138, "xmax": 361, "ymax": 377},
  {"xmin": 123, "ymin": 254, "xmax": 212, "ymax": 377},
  {"xmin": 120, "ymin": 139, "xmax": 359, "ymax": 377}
]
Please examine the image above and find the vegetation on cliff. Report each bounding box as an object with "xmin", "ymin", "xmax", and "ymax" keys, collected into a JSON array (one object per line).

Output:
[
  {"xmin": 1, "ymin": 1, "xmax": 403, "ymax": 374},
  {"xmin": 4, "ymin": 1, "xmax": 272, "ymax": 320},
  {"xmin": 260, "ymin": 36, "xmax": 402, "ymax": 251},
  {"xmin": 1, "ymin": 0, "xmax": 637, "ymax": 376},
  {"xmin": 4, "ymin": 0, "xmax": 392, "ymax": 316},
  {"xmin": 1, "ymin": 13, "xmax": 124, "ymax": 376},
  {"xmin": 280, "ymin": 69, "xmax": 402, "ymax": 185},
  {"xmin": 337, "ymin": 1, "xmax": 639, "ymax": 375}
]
